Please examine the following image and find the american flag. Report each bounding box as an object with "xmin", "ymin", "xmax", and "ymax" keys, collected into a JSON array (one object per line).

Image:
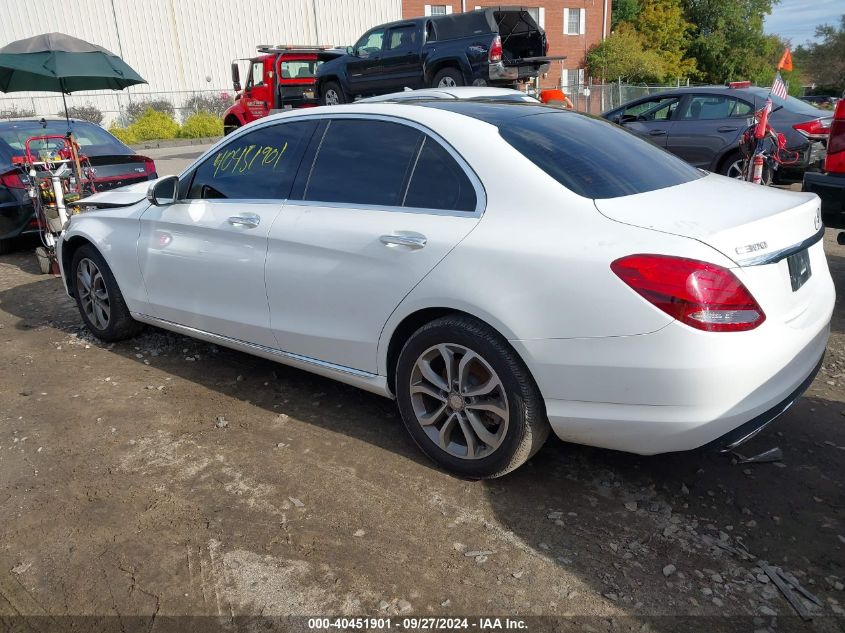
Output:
[{"xmin": 771, "ymin": 72, "xmax": 788, "ymax": 99}]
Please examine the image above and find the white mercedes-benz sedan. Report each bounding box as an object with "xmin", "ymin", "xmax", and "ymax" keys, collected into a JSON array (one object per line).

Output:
[{"xmin": 58, "ymin": 100, "xmax": 834, "ymax": 478}]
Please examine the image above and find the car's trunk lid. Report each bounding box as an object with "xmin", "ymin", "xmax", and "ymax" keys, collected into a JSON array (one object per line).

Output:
[
  {"xmin": 594, "ymin": 174, "xmax": 821, "ymax": 267},
  {"xmin": 595, "ymin": 174, "xmax": 827, "ymax": 326}
]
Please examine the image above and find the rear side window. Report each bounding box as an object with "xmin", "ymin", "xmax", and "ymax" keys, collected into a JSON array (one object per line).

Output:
[
  {"xmin": 187, "ymin": 120, "xmax": 315, "ymax": 200},
  {"xmin": 305, "ymin": 119, "xmax": 420, "ymax": 207},
  {"xmin": 303, "ymin": 119, "xmax": 477, "ymax": 211},
  {"xmin": 500, "ymin": 112, "xmax": 702, "ymax": 199},
  {"xmin": 404, "ymin": 137, "xmax": 476, "ymax": 211}
]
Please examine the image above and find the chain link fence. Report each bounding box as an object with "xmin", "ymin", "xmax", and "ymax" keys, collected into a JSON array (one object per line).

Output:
[
  {"xmin": 0, "ymin": 82, "xmax": 694, "ymax": 127},
  {"xmin": 0, "ymin": 89, "xmax": 235, "ymax": 127},
  {"xmin": 562, "ymin": 81, "xmax": 693, "ymax": 115}
]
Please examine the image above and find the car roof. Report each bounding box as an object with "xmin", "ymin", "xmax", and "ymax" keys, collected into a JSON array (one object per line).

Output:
[
  {"xmin": 358, "ymin": 86, "xmax": 536, "ymax": 103},
  {"xmin": 0, "ymin": 117, "xmax": 91, "ymax": 126}
]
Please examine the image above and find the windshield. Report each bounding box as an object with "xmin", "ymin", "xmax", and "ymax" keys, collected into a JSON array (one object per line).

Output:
[
  {"xmin": 0, "ymin": 120, "xmax": 130, "ymax": 164},
  {"xmin": 280, "ymin": 60, "xmax": 321, "ymax": 80},
  {"xmin": 745, "ymin": 87, "xmax": 827, "ymax": 117},
  {"xmin": 499, "ymin": 111, "xmax": 702, "ymax": 199}
]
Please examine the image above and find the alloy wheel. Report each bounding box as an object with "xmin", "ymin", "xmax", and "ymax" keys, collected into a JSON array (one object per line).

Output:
[
  {"xmin": 76, "ymin": 257, "xmax": 110, "ymax": 330},
  {"xmin": 409, "ymin": 343, "xmax": 509, "ymax": 460},
  {"xmin": 325, "ymin": 89, "xmax": 340, "ymax": 105},
  {"xmin": 438, "ymin": 76, "xmax": 457, "ymax": 88},
  {"xmin": 726, "ymin": 158, "xmax": 746, "ymax": 180}
]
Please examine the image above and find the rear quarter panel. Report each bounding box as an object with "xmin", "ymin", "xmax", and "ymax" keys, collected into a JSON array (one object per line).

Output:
[{"xmin": 376, "ymin": 128, "xmax": 733, "ymax": 376}]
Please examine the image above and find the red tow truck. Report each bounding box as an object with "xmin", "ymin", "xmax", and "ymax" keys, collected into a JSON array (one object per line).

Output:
[
  {"xmin": 804, "ymin": 99, "xmax": 845, "ymax": 229},
  {"xmin": 223, "ymin": 45, "xmax": 344, "ymax": 135}
]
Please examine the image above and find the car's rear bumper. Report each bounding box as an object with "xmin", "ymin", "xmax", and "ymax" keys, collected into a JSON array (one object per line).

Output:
[
  {"xmin": 804, "ymin": 171, "xmax": 845, "ymax": 227},
  {"xmin": 0, "ymin": 198, "xmax": 35, "ymax": 241},
  {"xmin": 512, "ymin": 286, "xmax": 833, "ymax": 454}
]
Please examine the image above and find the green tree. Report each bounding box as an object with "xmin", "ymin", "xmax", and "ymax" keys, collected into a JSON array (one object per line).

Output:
[
  {"xmin": 680, "ymin": 0, "xmax": 780, "ymax": 83},
  {"xmin": 794, "ymin": 15, "xmax": 845, "ymax": 95},
  {"xmin": 586, "ymin": 26, "xmax": 666, "ymax": 82},
  {"xmin": 632, "ymin": 0, "xmax": 697, "ymax": 79},
  {"xmin": 611, "ymin": 0, "xmax": 640, "ymax": 30}
]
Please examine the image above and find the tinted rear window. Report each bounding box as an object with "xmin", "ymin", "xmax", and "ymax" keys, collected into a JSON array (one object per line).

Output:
[
  {"xmin": 745, "ymin": 87, "xmax": 826, "ymax": 117},
  {"xmin": 0, "ymin": 120, "xmax": 130, "ymax": 160},
  {"xmin": 498, "ymin": 111, "xmax": 702, "ymax": 199}
]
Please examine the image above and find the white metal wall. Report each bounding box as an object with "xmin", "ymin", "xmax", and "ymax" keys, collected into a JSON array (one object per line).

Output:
[{"xmin": 0, "ymin": 0, "xmax": 401, "ymax": 122}]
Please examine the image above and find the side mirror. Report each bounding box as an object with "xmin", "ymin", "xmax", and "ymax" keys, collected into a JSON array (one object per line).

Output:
[
  {"xmin": 147, "ymin": 175, "xmax": 179, "ymax": 206},
  {"xmin": 346, "ymin": 46, "xmax": 355, "ymax": 56},
  {"xmin": 231, "ymin": 62, "xmax": 241, "ymax": 92}
]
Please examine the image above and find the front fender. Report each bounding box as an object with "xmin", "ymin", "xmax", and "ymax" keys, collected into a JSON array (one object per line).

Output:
[{"xmin": 60, "ymin": 204, "xmax": 150, "ymax": 312}]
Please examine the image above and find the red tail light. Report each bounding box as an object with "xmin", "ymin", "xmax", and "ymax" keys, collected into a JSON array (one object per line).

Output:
[
  {"xmin": 489, "ymin": 36, "xmax": 502, "ymax": 63},
  {"xmin": 0, "ymin": 169, "xmax": 25, "ymax": 189},
  {"xmin": 793, "ymin": 118, "xmax": 831, "ymax": 140},
  {"xmin": 825, "ymin": 100, "xmax": 845, "ymax": 173},
  {"xmin": 142, "ymin": 157, "xmax": 156, "ymax": 174},
  {"xmin": 611, "ymin": 255, "xmax": 766, "ymax": 332}
]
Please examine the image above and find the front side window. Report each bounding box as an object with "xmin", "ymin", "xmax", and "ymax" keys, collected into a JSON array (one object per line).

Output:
[
  {"xmin": 622, "ymin": 97, "xmax": 680, "ymax": 122},
  {"xmin": 303, "ymin": 119, "xmax": 477, "ymax": 212},
  {"xmin": 249, "ymin": 61, "xmax": 264, "ymax": 87},
  {"xmin": 499, "ymin": 111, "xmax": 702, "ymax": 199},
  {"xmin": 355, "ymin": 29, "xmax": 385, "ymax": 57},
  {"xmin": 187, "ymin": 121, "xmax": 315, "ymax": 200}
]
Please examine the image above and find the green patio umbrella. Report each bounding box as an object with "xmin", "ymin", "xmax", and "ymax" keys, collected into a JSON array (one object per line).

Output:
[{"xmin": 0, "ymin": 32, "xmax": 146, "ymax": 123}]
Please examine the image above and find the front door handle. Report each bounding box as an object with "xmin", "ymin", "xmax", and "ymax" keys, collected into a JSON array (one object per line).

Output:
[
  {"xmin": 649, "ymin": 129, "xmax": 667, "ymax": 136},
  {"xmin": 380, "ymin": 233, "xmax": 427, "ymax": 249},
  {"xmin": 718, "ymin": 126, "xmax": 739, "ymax": 132},
  {"xmin": 227, "ymin": 213, "xmax": 260, "ymax": 228}
]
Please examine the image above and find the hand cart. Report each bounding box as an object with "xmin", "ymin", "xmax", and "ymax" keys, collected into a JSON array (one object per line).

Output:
[{"xmin": 11, "ymin": 133, "xmax": 97, "ymax": 273}]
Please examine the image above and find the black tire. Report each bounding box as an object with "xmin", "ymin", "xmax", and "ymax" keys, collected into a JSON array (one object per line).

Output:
[
  {"xmin": 71, "ymin": 244, "xmax": 143, "ymax": 342},
  {"xmin": 719, "ymin": 151, "xmax": 773, "ymax": 185},
  {"xmin": 322, "ymin": 81, "xmax": 347, "ymax": 106},
  {"xmin": 430, "ymin": 67, "xmax": 465, "ymax": 89},
  {"xmin": 395, "ymin": 315, "xmax": 549, "ymax": 479}
]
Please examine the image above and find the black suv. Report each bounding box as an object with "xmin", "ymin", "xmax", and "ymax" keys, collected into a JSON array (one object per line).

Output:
[{"xmin": 316, "ymin": 8, "xmax": 561, "ymax": 105}]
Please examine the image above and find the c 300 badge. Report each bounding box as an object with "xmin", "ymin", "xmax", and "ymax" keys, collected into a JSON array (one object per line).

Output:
[{"xmin": 735, "ymin": 241, "xmax": 768, "ymax": 255}]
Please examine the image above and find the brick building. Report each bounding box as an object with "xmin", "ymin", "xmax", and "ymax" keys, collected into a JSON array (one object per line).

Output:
[{"xmin": 401, "ymin": 1, "xmax": 612, "ymax": 91}]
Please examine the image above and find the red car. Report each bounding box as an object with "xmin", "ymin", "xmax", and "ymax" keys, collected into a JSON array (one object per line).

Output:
[
  {"xmin": 804, "ymin": 99, "xmax": 845, "ymax": 228},
  {"xmin": 223, "ymin": 45, "xmax": 344, "ymax": 135}
]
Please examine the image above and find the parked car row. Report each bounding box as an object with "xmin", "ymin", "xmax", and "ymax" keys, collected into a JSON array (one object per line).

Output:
[
  {"xmin": 56, "ymin": 93, "xmax": 833, "ymax": 478},
  {"xmin": 602, "ymin": 85, "xmax": 831, "ymax": 183}
]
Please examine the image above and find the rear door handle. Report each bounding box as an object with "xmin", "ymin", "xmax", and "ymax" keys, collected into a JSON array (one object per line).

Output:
[
  {"xmin": 227, "ymin": 213, "xmax": 260, "ymax": 228},
  {"xmin": 380, "ymin": 233, "xmax": 427, "ymax": 249},
  {"xmin": 718, "ymin": 126, "xmax": 739, "ymax": 132},
  {"xmin": 648, "ymin": 129, "xmax": 667, "ymax": 136}
]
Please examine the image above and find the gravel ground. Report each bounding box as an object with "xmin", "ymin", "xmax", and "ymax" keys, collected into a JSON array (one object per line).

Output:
[{"xmin": 0, "ymin": 231, "xmax": 843, "ymax": 633}]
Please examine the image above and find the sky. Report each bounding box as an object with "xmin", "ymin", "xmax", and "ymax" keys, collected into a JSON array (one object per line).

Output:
[{"xmin": 764, "ymin": 0, "xmax": 842, "ymax": 45}]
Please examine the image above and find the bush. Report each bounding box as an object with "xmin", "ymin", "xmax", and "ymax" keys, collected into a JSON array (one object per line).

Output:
[
  {"xmin": 61, "ymin": 103, "xmax": 103, "ymax": 125},
  {"xmin": 109, "ymin": 108, "xmax": 178, "ymax": 144},
  {"xmin": 0, "ymin": 105, "xmax": 36, "ymax": 119},
  {"xmin": 108, "ymin": 123, "xmax": 139, "ymax": 145},
  {"xmin": 178, "ymin": 112, "xmax": 223, "ymax": 138},
  {"xmin": 181, "ymin": 92, "xmax": 234, "ymax": 119},
  {"xmin": 124, "ymin": 98, "xmax": 175, "ymax": 123}
]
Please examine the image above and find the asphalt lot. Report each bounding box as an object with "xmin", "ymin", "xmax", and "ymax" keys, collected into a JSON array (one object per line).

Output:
[
  {"xmin": 141, "ymin": 142, "xmax": 214, "ymax": 177},
  {"xmin": 0, "ymin": 199, "xmax": 844, "ymax": 631}
]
